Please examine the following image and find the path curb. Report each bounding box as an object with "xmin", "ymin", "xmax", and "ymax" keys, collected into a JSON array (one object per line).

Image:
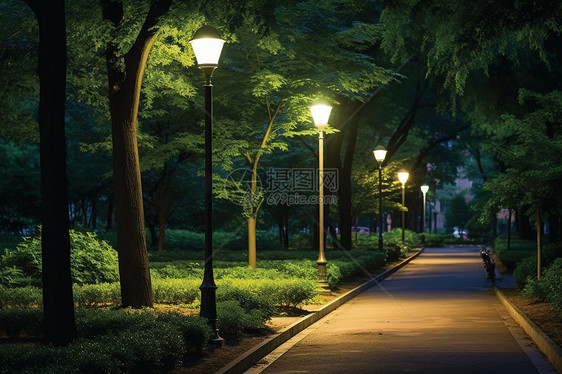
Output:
[
  {"xmin": 216, "ymin": 249, "xmax": 424, "ymax": 374},
  {"xmin": 494, "ymin": 287, "xmax": 562, "ymax": 373}
]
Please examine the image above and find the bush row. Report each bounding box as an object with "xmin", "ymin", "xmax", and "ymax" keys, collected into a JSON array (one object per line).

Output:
[
  {"xmin": 0, "ymin": 308, "xmax": 211, "ymax": 374},
  {"xmin": 0, "ymin": 276, "xmax": 318, "ymax": 310},
  {"xmin": 523, "ymin": 258, "xmax": 562, "ymax": 317}
]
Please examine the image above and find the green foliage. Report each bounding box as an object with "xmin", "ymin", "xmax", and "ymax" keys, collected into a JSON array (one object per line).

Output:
[
  {"xmin": 523, "ymin": 258, "xmax": 562, "ymax": 317},
  {"xmin": 217, "ymin": 300, "xmax": 265, "ymax": 339},
  {"xmin": 152, "ymin": 278, "xmax": 200, "ymax": 304},
  {"xmin": 0, "ymin": 229, "xmax": 118, "ymax": 286},
  {"xmin": 0, "ymin": 308, "xmax": 211, "ymax": 373},
  {"xmin": 73, "ymin": 283, "xmax": 121, "ymax": 307},
  {"xmin": 216, "ymin": 280, "xmax": 276, "ymax": 320},
  {"xmin": 0, "ymin": 307, "xmax": 42, "ymax": 337},
  {"xmin": 423, "ymin": 234, "xmax": 446, "ymax": 247},
  {"xmin": 0, "ymin": 285, "xmax": 41, "ymax": 308},
  {"xmin": 493, "ymin": 235, "xmax": 536, "ymax": 271},
  {"xmin": 444, "ymin": 194, "xmax": 472, "ymax": 231},
  {"xmin": 512, "ymin": 257, "xmax": 537, "ymax": 289},
  {"xmin": 269, "ymin": 279, "xmax": 318, "ymax": 308}
]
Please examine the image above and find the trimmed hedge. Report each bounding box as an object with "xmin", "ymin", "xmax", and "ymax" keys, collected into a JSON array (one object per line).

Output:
[{"xmin": 0, "ymin": 308, "xmax": 211, "ymax": 374}]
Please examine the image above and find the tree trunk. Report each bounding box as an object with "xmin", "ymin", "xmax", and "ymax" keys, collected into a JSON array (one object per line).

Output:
[
  {"xmin": 103, "ymin": 0, "xmax": 172, "ymax": 307},
  {"xmin": 248, "ymin": 216, "xmax": 257, "ymax": 268},
  {"xmin": 25, "ymin": 0, "xmax": 76, "ymax": 346}
]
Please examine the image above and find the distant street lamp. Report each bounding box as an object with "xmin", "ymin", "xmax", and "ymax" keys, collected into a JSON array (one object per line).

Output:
[
  {"xmin": 190, "ymin": 25, "xmax": 225, "ymax": 344},
  {"xmin": 310, "ymin": 102, "xmax": 332, "ymax": 293},
  {"xmin": 373, "ymin": 145, "xmax": 387, "ymax": 252},
  {"xmin": 397, "ymin": 171, "xmax": 409, "ymax": 244},
  {"xmin": 420, "ymin": 185, "xmax": 429, "ymax": 233}
]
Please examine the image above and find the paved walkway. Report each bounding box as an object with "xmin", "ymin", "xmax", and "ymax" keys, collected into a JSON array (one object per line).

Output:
[{"xmin": 251, "ymin": 247, "xmax": 545, "ymax": 373}]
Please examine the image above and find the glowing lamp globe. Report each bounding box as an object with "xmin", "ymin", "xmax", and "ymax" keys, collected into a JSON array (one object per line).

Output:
[
  {"xmin": 309, "ymin": 103, "xmax": 332, "ymax": 131},
  {"xmin": 398, "ymin": 171, "xmax": 409, "ymax": 185},
  {"xmin": 373, "ymin": 145, "xmax": 387, "ymax": 164}
]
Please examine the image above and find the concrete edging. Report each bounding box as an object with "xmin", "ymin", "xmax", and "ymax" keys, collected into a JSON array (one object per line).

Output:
[
  {"xmin": 216, "ymin": 248, "xmax": 424, "ymax": 374},
  {"xmin": 494, "ymin": 287, "xmax": 562, "ymax": 373}
]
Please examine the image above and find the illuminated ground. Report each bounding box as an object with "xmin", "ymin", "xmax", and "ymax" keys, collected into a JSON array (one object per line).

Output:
[{"xmin": 252, "ymin": 247, "xmax": 549, "ymax": 374}]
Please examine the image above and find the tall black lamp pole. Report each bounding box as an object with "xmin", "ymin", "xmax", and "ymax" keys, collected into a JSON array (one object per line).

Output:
[{"xmin": 190, "ymin": 25, "xmax": 225, "ymax": 344}]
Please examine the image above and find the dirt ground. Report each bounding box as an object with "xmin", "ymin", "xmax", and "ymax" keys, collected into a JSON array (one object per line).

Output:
[{"xmin": 175, "ymin": 261, "xmax": 562, "ymax": 374}]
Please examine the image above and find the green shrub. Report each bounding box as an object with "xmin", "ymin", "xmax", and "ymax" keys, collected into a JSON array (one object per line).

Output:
[
  {"xmin": 73, "ymin": 283, "xmax": 121, "ymax": 307},
  {"xmin": 156, "ymin": 313, "xmax": 210, "ymax": 354},
  {"xmin": 118, "ymin": 321, "xmax": 185, "ymax": 373},
  {"xmin": 0, "ymin": 265, "xmax": 24, "ymax": 287},
  {"xmin": 0, "ymin": 308, "xmax": 209, "ymax": 374},
  {"xmin": 523, "ymin": 258, "xmax": 562, "ymax": 316},
  {"xmin": 423, "ymin": 233, "xmax": 446, "ymax": 247},
  {"xmin": 217, "ymin": 279, "xmax": 276, "ymax": 320},
  {"xmin": 152, "ymin": 278, "xmax": 200, "ymax": 304},
  {"xmin": 75, "ymin": 308, "xmax": 156, "ymax": 338},
  {"xmin": 384, "ymin": 242, "xmax": 402, "ymax": 262},
  {"xmin": 0, "ymin": 285, "xmax": 42, "ymax": 308},
  {"xmin": 217, "ymin": 300, "xmax": 265, "ymax": 339},
  {"xmin": 266, "ymin": 278, "xmax": 318, "ymax": 307},
  {"xmin": 150, "ymin": 261, "xmax": 203, "ymax": 279},
  {"xmin": 0, "ymin": 307, "xmax": 42, "ymax": 337},
  {"xmin": 69, "ymin": 231, "xmax": 119, "ymax": 284},
  {"xmin": 0, "ymin": 228, "xmax": 118, "ymax": 286},
  {"xmin": 512, "ymin": 257, "xmax": 536, "ymax": 288}
]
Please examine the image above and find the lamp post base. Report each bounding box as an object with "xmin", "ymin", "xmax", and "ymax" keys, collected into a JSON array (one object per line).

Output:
[
  {"xmin": 208, "ymin": 325, "xmax": 225, "ymax": 347},
  {"xmin": 317, "ymin": 263, "xmax": 331, "ymax": 295}
]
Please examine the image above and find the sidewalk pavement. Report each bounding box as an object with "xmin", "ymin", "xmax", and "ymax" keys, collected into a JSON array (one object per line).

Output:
[{"xmin": 248, "ymin": 247, "xmax": 550, "ymax": 374}]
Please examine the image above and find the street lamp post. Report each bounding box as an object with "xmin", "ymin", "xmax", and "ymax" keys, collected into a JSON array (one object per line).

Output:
[
  {"xmin": 190, "ymin": 25, "xmax": 225, "ymax": 344},
  {"xmin": 310, "ymin": 102, "xmax": 332, "ymax": 293},
  {"xmin": 397, "ymin": 171, "xmax": 409, "ymax": 244},
  {"xmin": 420, "ymin": 185, "xmax": 429, "ymax": 233},
  {"xmin": 373, "ymin": 145, "xmax": 387, "ymax": 252}
]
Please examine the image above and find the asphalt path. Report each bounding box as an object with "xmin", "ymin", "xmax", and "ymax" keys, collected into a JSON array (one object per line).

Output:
[{"xmin": 252, "ymin": 247, "xmax": 544, "ymax": 374}]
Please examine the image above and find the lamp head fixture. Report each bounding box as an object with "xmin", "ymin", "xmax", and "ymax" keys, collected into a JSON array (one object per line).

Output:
[
  {"xmin": 373, "ymin": 145, "xmax": 387, "ymax": 164},
  {"xmin": 190, "ymin": 25, "xmax": 225, "ymax": 84},
  {"xmin": 309, "ymin": 101, "xmax": 332, "ymax": 131},
  {"xmin": 397, "ymin": 171, "xmax": 409, "ymax": 185}
]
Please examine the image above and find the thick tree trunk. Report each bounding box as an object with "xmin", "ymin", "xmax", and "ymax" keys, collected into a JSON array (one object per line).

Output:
[
  {"xmin": 25, "ymin": 0, "xmax": 76, "ymax": 346},
  {"xmin": 109, "ymin": 105, "xmax": 153, "ymax": 307},
  {"xmin": 103, "ymin": 0, "xmax": 172, "ymax": 308}
]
